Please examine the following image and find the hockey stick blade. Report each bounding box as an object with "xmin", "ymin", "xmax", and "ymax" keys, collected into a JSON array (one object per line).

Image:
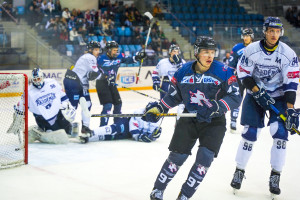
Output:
[
  {"xmin": 270, "ymin": 105, "xmax": 300, "ymax": 135},
  {"xmin": 116, "ymin": 84, "xmax": 160, "ymax": 101},
  {"xmin": 91, "ymin": 113, "xmax": 197, "ymax": 118}
]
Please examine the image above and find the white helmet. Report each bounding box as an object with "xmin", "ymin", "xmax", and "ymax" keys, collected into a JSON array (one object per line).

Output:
[{"xmin": 32, "ymin": 68, "xmax": 45, "ymax": 89}]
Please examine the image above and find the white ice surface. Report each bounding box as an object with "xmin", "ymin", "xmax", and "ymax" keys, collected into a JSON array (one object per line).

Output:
[{"xmin": 0, "ymin": 90, "xmax": 299, "ymax": 200}]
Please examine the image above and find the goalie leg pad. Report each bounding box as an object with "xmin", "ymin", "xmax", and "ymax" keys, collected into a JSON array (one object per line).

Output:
[
  {"xmin": 7, "ymin": 110, "xmax": 24, "ymax": 134},
  {"xmin": 32, "ymin": 127, "xmax": 69, "ymax": 144},
  {"xmin": 28, "ymin": 125, "xmax": 42, "ymax": 143}
]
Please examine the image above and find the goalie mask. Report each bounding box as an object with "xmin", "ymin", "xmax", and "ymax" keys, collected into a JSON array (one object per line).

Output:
[
  {"xmin": 241, "ymin": 28, "xmax": 254, "ymax": 40},
  {"xmin": 32, "ymin": 68, "xmax": 45, "ymax": 89}
]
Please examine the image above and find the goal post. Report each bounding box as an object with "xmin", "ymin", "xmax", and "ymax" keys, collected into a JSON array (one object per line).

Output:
[{"xmin": 0, "ymin": 73, "xmax": 28, "ymax": 169}]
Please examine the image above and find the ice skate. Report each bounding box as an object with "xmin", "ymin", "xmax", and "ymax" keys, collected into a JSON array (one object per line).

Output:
[
  {"xmin": 176, "ymin": 192, "xmax": 189, "ymax": 200},
  {"xmin": 230, "ymin": 121, "xmax": 237, "ymax": 133},
  {"xmin": 231, "ymin": 168, "xmax": 245, "ymax": 194},
  {"xmin": 269, "ymin": 170, "xmax": 280, "ymax": 199},
  {"xmin": 150, "ymin": 188, "xmax": 164, "ymax": 200}
]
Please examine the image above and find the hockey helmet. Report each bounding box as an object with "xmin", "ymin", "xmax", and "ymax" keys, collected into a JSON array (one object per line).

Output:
[
  {"xmin": 87, "ymin": 40, "xmax": 101, "ymax": 50},
  {"xmin": 168, "ymin": 44, "xmax": 181, "ymax": 54},
  {"xmin": 194, "ymin": 36, "xmax": 216, "ymax": 56},
  {"xmin": 105, "ymin": 40, "xmax": 119, "ymax": 51},
  {"xmin": 263, "ymin": 17, "xmax": 284, "ymax": 36},
  {"xmin": 241, "ymin": 28, "xmax": 254, "ymax": 39},
  {"xmin": 31, "ymin": 68, "xmax": 45, "ymax": 89}
]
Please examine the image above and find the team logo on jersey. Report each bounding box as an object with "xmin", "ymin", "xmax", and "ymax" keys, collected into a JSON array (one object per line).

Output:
[
  {"xmin": 228, "ymin": 75, "xmax": 237, "ymax": 85},
  {"xmin": 182, "ymin": 75, "xmax": 195, "ymax": 83},
  {"xmin": 202, "ymin": 76, "xmax": 221, "ymax": 85},
  {"xmin": 133, "ymin": 122, "xmax": 139, "ymax": 128},
  {"xmin": 254, "ymin": 64, "xmax": 281, "ymax": 81},
  {"xmin": 35, "ymin": 93, "xmax": 56, "ymax": 109},
  {"xmin": 103, "ymin": 59, "xmax": 121, "ymax": 67},
  {"xmin": 168, "ymin": 162, "xmax": 177, "ymax": 173},
  {"xmin": 196, "ymin": 164, "xmax": 206, "ymax": 176},
  {"xmin": 189, "ymin": 90, "xmax": 212, "ymax": 107},
  {"xmin": 287, "ymin": 71, "xmax": 300, "ymax": 79}
]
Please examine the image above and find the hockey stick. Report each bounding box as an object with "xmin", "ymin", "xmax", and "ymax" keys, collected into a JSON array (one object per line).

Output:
[
  {"xmin": 270, "ymin": 104, "xmax": 300, "ymax": 135},
  {"xmin": 136, "ymin": 12, "xmax": 154, "ymax": 84},
  {"xmin": 116, "ymin": 83, "xmax": 160, "ymax": 101},
  {"xmin": 91, "ymin": 113, "xmax": 196, "ymax": 118},
  {"xmin": 158, "ymin": 88, "xmax": 167, "ymax": 94}
]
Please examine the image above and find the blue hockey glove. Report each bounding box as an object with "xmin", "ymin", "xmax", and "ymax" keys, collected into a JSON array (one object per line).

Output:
[
  {"xmin": 142, "ymin": 101, "xmax": 168, "ymax": 123},
  {"xmin": 138, "ymin": 133, "xmax": 152, "ymax": 142},
  {"xmin": 197, "ymin": 100, "xmax": 219, "ymax": 123},
  {"xmin": 135, "ymin": 50, "xmax": 147, "ymax": 61},
  {"xmin": 252, "ymin": 88, "xmax": 275, "ymax": 110},
  {"xmin": 285, "ymin": 108, "xmax": 300, "ymax": 135},
  {"xmin": 172, "ymin": 54, "xmax": 182, "ymax": 64},
  {"xmin": 107, "ymin": 74, "xmax": 116, "ymax": 86},
  {"xmin": 152, "ymin": 77, "xmax": 161, "ymax": 91}
]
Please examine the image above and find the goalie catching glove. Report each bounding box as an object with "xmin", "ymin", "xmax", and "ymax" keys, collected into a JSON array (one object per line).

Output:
[
  {"xmin": 142, "ymin": 101, "xmax": 169, "ymax": 123},
  {"xmin": 60, "ymin": 101, "xmax": 76, "ymax": 123}
]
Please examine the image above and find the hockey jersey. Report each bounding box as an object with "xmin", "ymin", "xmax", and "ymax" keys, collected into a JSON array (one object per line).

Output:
[
  {"xmin": 229, "ymin": 43, "xmax": 246, "ymax": 69},
  {"xmin": 72, "ymin": 53, "xmax": 101, "ymax": 85},
  {"xmin": 152, "ymin": 58, "xmax": 186, "ymax": 81},
  {"xmin": 97, "ymin": 53, "xmax": 136, "ymax": 76},
  {"xmin": 129, "ymin": 108, "xmax": 161, "ymax": 135},
  {"xmin": 161, "ymin": 61, "xmax": 242, "ymax": 117},
  {"xmin": 237, "ymin": 40, "xmax": 299, "ymax": 98},
  {"xmin": 25, "ymin": 79, "xmax": 68, "ymax": 125}
]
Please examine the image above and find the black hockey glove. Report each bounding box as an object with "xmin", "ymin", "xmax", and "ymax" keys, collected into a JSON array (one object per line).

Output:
[
  {"xmin": 151, "ymin": 127, "xmax": 162, "ymax": 139},
  {"xmin": 138, "ymin": 133, "xmax": 152, "ymax": 142},
  {"xmin": 172, "ymin": 54, "xmax": 182, "ymax": 64},
  {"xmin": 135, "ymin": 50, "xmax": 147, "ymax": 61},
  {"xmin": 252, "ymin": 88, "xmax": 275, "ymax": 110},
  {"xmin": 197, "ymin": 100, "xmax": 219, "ymax": 123},
  {"xmin": 142, "ymin": 101, "xmax": 169, "ymax": 123},
  {"xmin": 285, "ymin": 108, "xmax": 300, "ymax": 135},
  {"xmin": 107, "ymin": 74, "xmax": 116, "ymax": 86},
  {"xmin": 87, "ymin": 71, "xmax": 101, "ymax": 81},
  {"xmin": 152, "ymin": 77, "xmax": 160, "ymax": 91}
]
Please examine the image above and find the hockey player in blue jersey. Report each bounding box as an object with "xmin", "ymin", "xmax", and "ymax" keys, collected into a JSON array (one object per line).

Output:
[
  {"xmin": 230, "ymin": 17, "xmax": 299, "ymax": 198},
  {"xmin": 63, "ymin": 41, "xmax": 102, "ymax": 136},
  {"xmin": 144, "ymin": 36, "xmax": 242, "ymax": 200},
  {"xmin": 229, "ymin": 28, "xmax": 254, "ymax": 131},
  {"xmin": 96, "ymin": 40, "xmax": 146, "ymax": 127}
]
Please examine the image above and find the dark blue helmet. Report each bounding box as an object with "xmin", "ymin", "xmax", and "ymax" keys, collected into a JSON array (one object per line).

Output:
[
  {"xmin": 31, "ymin": 68, "xmax": 45, "ymax": 89},
  {"xmin": 194, "ymin": 36, "xmax": 216, "ymax": 56},
  {"xmin": 168, "ymin": 44, "xmax": 181, "ymax": 54},
  {"xmin": 263, "ymin": 17, "xmax": 284, "ymax": 36},
  {"xmin": 87, "ymin": 41, "xmax": 101, "ymax": 50}
]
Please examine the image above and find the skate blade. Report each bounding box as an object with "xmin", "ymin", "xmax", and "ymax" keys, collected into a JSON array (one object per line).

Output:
[
  {"xmin": 233, "ymin": 188, "xmax": 238, "ymax": 195},
  {"xmin": 271, "ymin": 193, "xmax": 278, "ymax": 200},
  {"xmin": 230, "ymin": 129, "xmax": 237, "ymax": 134}
]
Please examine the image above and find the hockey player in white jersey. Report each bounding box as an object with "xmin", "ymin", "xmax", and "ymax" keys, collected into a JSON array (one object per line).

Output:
[
  {"xmin": 230, "ymin": 17, "xmax": 299, "ymax": 198},
  {"xmin": 63, "ymin": 41, "xmax": 102, "ymax": 137},
  {"xmin": 79, "ymin": 108, "xmax": 162, "ymax": 144},
  {"xmin": 10, "ymin": 68, "xmax": 76, "ymax": 144},
  {"xmin": 152, "ymin": 44, "xmax": 186, "ymax": 99}
]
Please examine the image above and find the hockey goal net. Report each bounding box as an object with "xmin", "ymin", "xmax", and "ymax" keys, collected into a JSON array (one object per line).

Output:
[{"xmin": 0, "ymin": 73, "xmax": 28, "ymax": 169}]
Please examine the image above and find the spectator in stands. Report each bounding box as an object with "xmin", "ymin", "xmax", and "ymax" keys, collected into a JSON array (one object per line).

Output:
[
  {"xmin": 55, "ymin": 0, "xmax": 62, "ymax": 13},
  {"xmin": 77, "ymin": 9, "xmax": 84, "ymax": 19},
  {"xmin": 47, "ymin": 0, "xmax": 55, "ymax": 15},
  {"xmin": 100, "ymin": 37, "xmax": 107, "ymax": 49},
  {"xmin": 128, "ymin": 4, "xmax": 138, "ymax": 13},
  {"xmin": 62, "ymin": 8, "xmax": 71, "ymax": 21},
  {"xmin": 133, "ymin": 27, "xmax": 144, "ymax": 45},
  {"xmin": 161, "ymin": 38, "xmax": 171, "ymax": 51},
  {"xmin": 26, "ymin": 5, "xmax": 36, "ymax": 27},
  {"xmin": 134, "ymin": 10, "xmax": 143, "ymax": 26},
  {"xmin": 94, "ymin": 18, "xmax": 104, "ymax": 35},
  {"xmin": 45, "ymin": 17, "xmax": 56, "ymax": 30},
  {"xmin": 49, "ymin": 25, "xmax": 60, "ymax": 47},
  {"xmin": 222, "ymin": 52, "xmax": 230, "ymax": 65},
  {"xmin": 145, "ymin": 45, "xmax": 156, "ymax": 66},
  {"xmin": 69, "ymin": 27, "xmax": 79, "ymax": 43},
  {"xmin": 152, "ymin": 3, "xmax": 162, "ymax": 20},
  {"xmin": 40, "ymin": 0, "xmax": 48, "ymax": 13},
  {"xmin": 85, "ymin": 9, "xmax": 94, "ymax": 27},
  {"xmin": 60, "ymin": 28, "xmax": 69, "ymax": 42},
  {"xmin": 158, "ymin": 29, "xmax": 166, "ymax": 40},
  {"xmin": 68, "ymin": 16, "xmax": 76, "ymax": 30},
  {"xmin": 71, "ymin": 8, "xmax": 77, "ymax": 17},
  {"xmin": 156, "ymin": 46, "xmax": 164, "ymax": 61},
  {"xmin": 102, "ymin": 18, "xmax": 112, "ymax": 36},
  {"xmin": 121, "ymin": 11, "xmax": 130, "ymax": 26},
  {"xmin": 170, "ymin": 38, "xmax": 178, "ymax": 46},
  {"xmin": 128, "ymin": 10, "xmax": 135, "ymax": 24}
]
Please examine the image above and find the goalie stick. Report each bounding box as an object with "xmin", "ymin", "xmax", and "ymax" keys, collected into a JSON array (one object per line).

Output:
[
  {"xmin": 270, "ymin": 104, "xmax": 300, "ymax": 135},
  {"xmin": 91, "ymin": 113, "xmax": 196, "ymax": 118}
]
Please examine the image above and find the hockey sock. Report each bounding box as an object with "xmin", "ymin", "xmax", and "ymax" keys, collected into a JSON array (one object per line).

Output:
[
  {"xmin": 235, "ymin": 138, "xmax": 255, "ymax": 170},
  {"xmin": 90, "ymin": 124, "xmax": 118, "ymax": 142},
  {"xmin": 180, "ymin": 147, "xmax": 214, "ymax": 198},
  {"xmin": 154, "ymin": 152, "xmax": 188, "ymax": 190},
  {"xmin": 81, "ymin": 100, "xmax": 92, "ymax": 127},
  {"xmin": 270, "ymin": 138, "xmax": 287, "ymax": 172},
  {"xmin": 100, "ymin": 103, "xmax": 112, "ymax": 126}
]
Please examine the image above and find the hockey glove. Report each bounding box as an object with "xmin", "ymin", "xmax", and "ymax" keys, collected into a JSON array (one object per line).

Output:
[
  {"xmin": 134, "ymin": 50, "xmax": 147, "ymax": 61},
  {"xmin": 60, "ymin": 101, "xmax": 76, "ymax": 123},
  {"xmin": 197, "ymin": 100, "xmax": 219, "ymax": 123},
  {"xmin": 107, "ymin": 74, "xmax": 116, "ymax": 86},
  {"xmin": 172, "ymin": 54, "xmax": 182, "ymax": 65},
  {"xmin": 87, "ymin": 71, "xmax": 101, "ymax": 81},
  {"xmin": 252, "ymin": 88, "xmax": 275, "ymax": 110},
  {"xmin": 285, "ymin": 108, "xmax": 300, "ymax": 135},
  {"xmin": 152, "ymin": 77, "xmax": 161, "ymax": 91},
  {"xmin": 151, "ymin": 127, "xmax": 162, "ymax": 139},
  {"xmin": 142, "ymin": 101, "xmax": 169, "ymax": 123}
]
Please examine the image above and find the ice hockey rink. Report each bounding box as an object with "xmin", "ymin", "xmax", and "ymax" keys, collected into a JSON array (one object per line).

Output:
[{"xmin": 0, "ymin": 90, "xmax": 299, "ymax": 200}]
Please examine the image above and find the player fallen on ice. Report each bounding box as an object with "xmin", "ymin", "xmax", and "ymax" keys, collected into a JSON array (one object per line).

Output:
[
  {"xmin": 228, "ymin": 28, "xmax": 254, "ymax": 132},
  {"xmin": 230, "ymin": 17, "xmax": 299, "ymax": 199},
  {"xmin": 96, "ymin": 40, "xmax": 147, "ymax": 127},
  {"xmin": 9, "ymin": 68, "xmax": 77, "ymax": 144},
  {"xmin": 63, "ymin": 41, "xmax": 102, "ymax": 138},
  {"xmin": 143, "ymin": 36, "xmax": 242, "ymax": 200},
  {"xmin": 79, "ymin": 108, "xmax": 162, "ymax": 144}
]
